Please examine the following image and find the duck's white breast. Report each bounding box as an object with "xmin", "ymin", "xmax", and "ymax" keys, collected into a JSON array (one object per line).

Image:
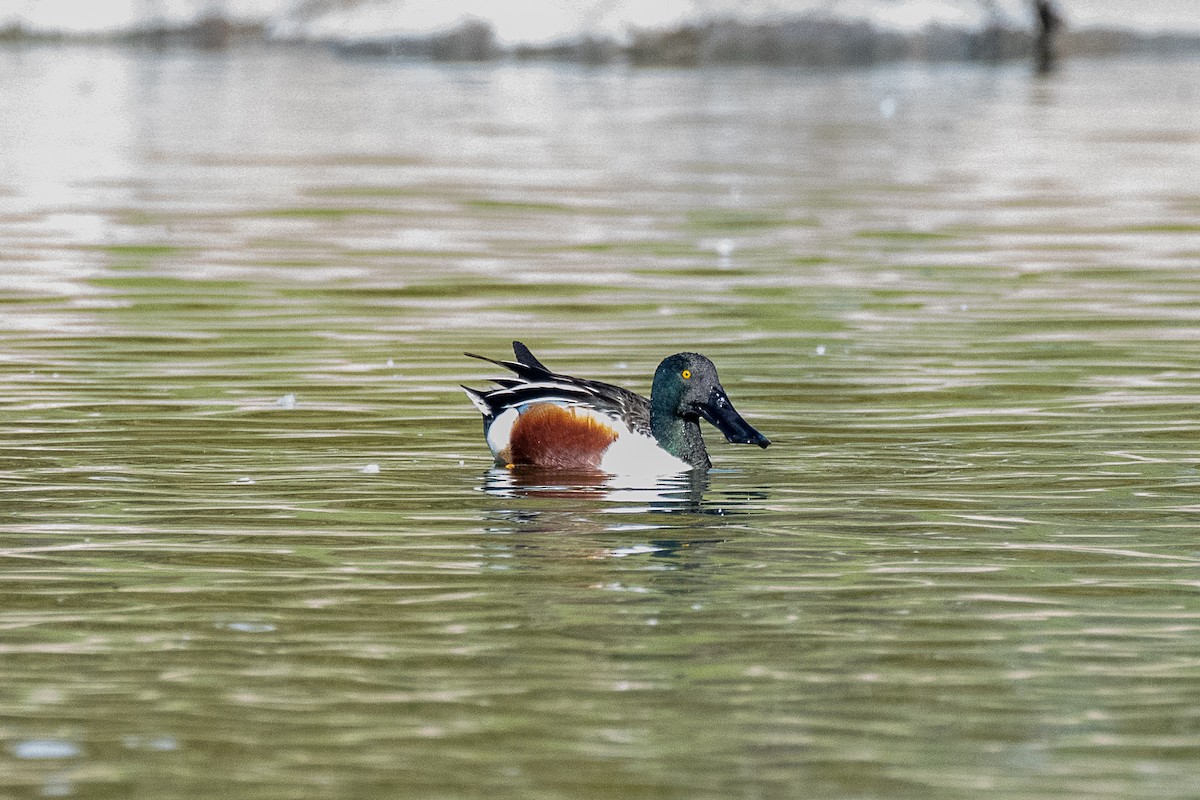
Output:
[{"xmin": 599, "ymin": 425, "xmax": 691, "ymax": 475}]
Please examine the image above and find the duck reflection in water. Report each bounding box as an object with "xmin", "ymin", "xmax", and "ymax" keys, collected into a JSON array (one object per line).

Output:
[
  {"xmin": 482, "ymin": 464, "xmax": 713, "ymax": 510},
  {"xmin": 480, "ymin": 467, "xmax": 742, "ymax": 562}
]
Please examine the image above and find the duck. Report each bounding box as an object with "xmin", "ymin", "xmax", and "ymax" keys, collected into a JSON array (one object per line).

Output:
[{"xmin": 462, "ymin": 341, "xmax": 770, "ymax": 473}]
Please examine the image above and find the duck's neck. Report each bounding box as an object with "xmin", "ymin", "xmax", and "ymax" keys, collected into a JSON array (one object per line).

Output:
[{"xmin": 650, "ymin": 407, "xmax": 711, "ymax": 470}]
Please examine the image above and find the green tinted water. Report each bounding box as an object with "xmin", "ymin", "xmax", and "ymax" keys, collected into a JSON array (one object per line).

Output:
[{"xmin": 3, "ymin": 45, "xmax": 1200, "ymax": 798}]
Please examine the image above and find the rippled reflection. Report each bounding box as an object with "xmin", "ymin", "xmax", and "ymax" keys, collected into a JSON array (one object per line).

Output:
[
  {"xmin": 3, "ymin": 44, "xmax": 1200, "ymax": 800},
  {"xmin": 481, "ymin": 465, "xmax": 710, "ymax": 507}
]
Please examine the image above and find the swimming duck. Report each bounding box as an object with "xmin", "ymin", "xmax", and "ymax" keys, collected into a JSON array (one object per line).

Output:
[{"xmin": 463, "ymin": 341, "xmax": 769, "ymax": 473}]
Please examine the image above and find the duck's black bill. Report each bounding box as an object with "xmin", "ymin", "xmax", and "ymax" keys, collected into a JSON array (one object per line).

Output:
[{"xmin": 699, "ymin": 387, "xmax": 771, "ymax": 449}]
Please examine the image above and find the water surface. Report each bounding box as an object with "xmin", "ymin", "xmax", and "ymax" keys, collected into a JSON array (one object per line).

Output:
[{"xmin": 3, "ymin": 44, "xmax": 1200, "ymax": 799}]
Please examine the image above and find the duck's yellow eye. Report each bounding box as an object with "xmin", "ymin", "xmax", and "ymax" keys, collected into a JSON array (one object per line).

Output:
[{"xmin": 681, "ymin": 369, "xmax": 691, "ymax": 380}]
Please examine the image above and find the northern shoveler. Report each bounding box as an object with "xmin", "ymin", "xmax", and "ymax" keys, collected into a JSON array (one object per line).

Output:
[{"xmin": 463, "ymin": 341, "xmax": 770, "ymax": 473}]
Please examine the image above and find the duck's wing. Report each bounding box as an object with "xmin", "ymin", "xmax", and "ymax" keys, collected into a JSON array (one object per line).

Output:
[
  {"xmin": 463, "ymin": 342, "xmax": 652, "ymax": 436},
  {"xmin": 463, "ymin": 341, "xmax": 551, "ymax": 383},
  {"xmin": 511, "ymin": 340, "xmax": 549, "ymax": 371},
  {"xmin": 561, "ymin": 375, "xmax": 651, "ymax": 436}
]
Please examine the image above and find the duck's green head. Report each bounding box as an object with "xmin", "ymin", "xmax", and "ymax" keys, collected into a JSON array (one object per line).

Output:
[{"xmin": 650, "ymin": 353, "xmax": 771, "ymax": 449}]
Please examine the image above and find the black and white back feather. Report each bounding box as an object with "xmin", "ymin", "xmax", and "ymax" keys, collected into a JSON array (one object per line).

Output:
[{"xmin": 462, "ymin": 341, "xmax": 652, "ymax": 436}]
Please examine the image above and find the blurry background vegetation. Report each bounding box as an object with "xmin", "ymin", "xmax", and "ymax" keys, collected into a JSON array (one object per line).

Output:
[{"xmin": 2, "ymin": 0, "xmax": 1198, "ymax": 64}]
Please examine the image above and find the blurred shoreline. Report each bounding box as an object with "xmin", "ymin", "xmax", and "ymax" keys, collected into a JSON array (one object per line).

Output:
[{"xmin": 3, "ymin": 12, "xmax": 1199, "ymax": 66}]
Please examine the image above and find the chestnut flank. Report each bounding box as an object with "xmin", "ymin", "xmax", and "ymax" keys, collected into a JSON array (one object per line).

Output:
[{"xmin": 509, "ymin": 404, "xmax": 619, "ymax": 469}]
